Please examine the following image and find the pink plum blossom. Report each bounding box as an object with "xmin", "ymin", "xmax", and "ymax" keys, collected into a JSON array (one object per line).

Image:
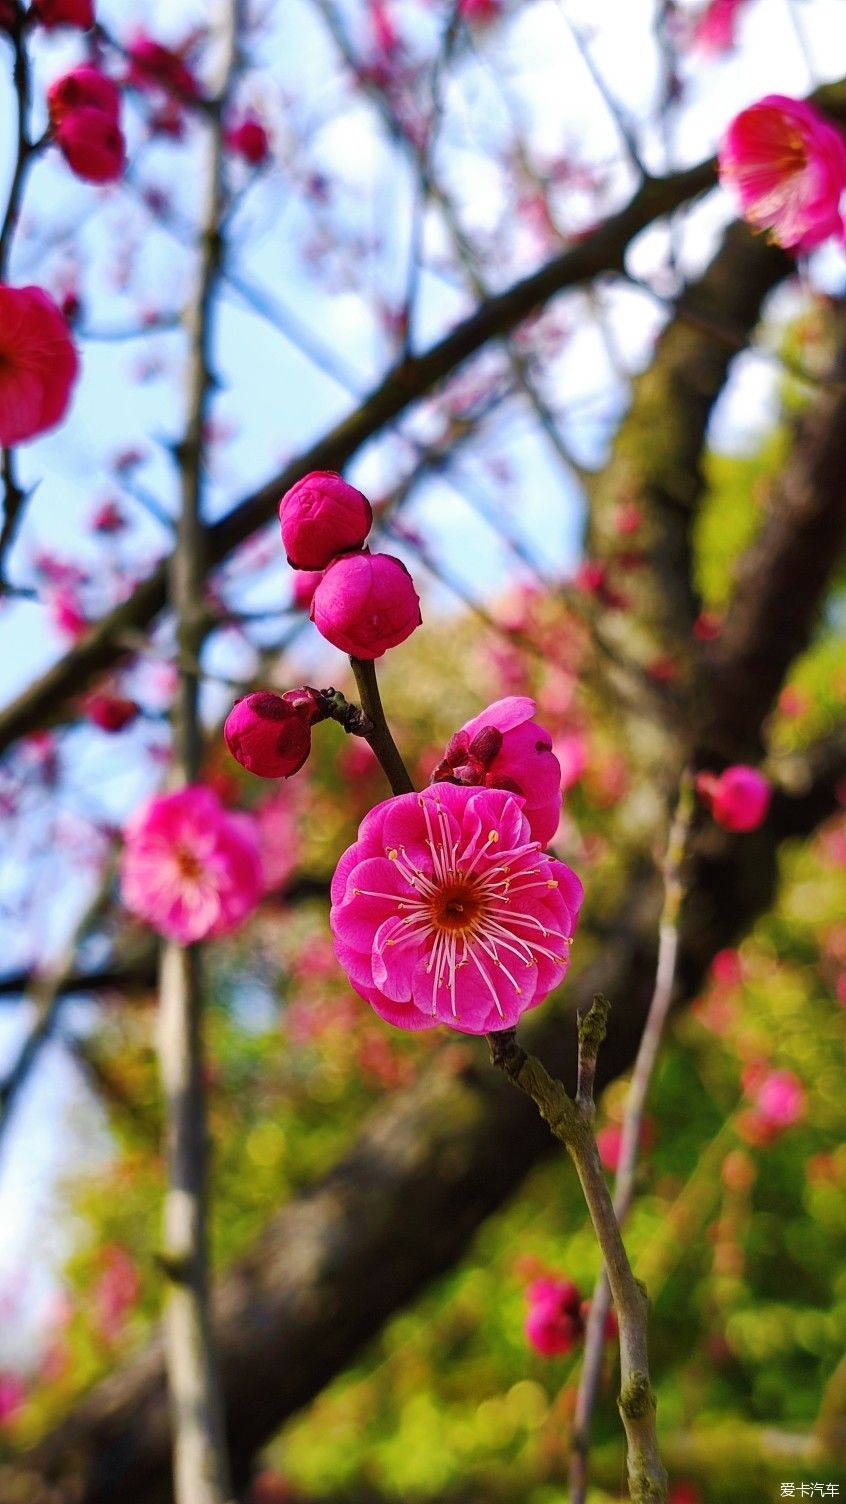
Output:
[
  {"xmin": 291, "ymin": 568, "xmax": 323, "ymax": 610},
  {"xmin": 125, "ymin": 34, "xmax": 199, "ymax": 101},
  {"xmin": 719, "ymin": 94, "xmax": 846, "ymax": 250},
  {"xmin": 254, "ymin": 791, "xmax": 299, "ymax": 892},
  {"xmin": 330, "ymin": 784, "xmax": 583, "ymax": 1034},
  {"xmin": 524, "ymin": 1277, "xmax": 584, "ymax": 1357},
  {"xmin": 433, "ymin": 697, "xmax": 563, "ymax": 847},
  {"xmin": 50, "ymin": 587, "xmax": 88, "ymax": 641},
  {"xmin": 459, "ymin": 0, "xmax": 501, "ymax": 20},
  {"xmin": 755, "ymin": 1069, "xmax": 805, "ymax": 1129},
  {"xmin": 710, "ymin": 947, "xmax": 744, "ymax": 987},
  {"xmin": 696, "ymin": 765, "xmax": 771, "ymax": 832},
  {"xmin": 596, "ymin": 1116, "xmax": 654, "ymax": 1172},
  {"xmin": 691, "ymin": 0, "xmax": 752, "ymax": 54},
  {"xmin": 94, "ymin": 1245, "xmax": 140, "ymax": 1343},
  {"xmin": 121, "ymin": 785, "xmax": 263, "ymax": 943},
  {"xmin": 554, "ymin": 732, "xmax": 588, "ymax": 794},
  {"xmin": 0, "ymin": 1374, "xmax": 25, "ymax": 1427},
  {"xmin": 310, "ymin": 551, "xmax": 421, "ymax": 659},
  {"xmin": 0, "ymin": 285, "xmax": 79, "ymax": 446}
]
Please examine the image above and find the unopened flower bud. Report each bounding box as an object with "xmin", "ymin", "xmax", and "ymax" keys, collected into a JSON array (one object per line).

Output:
[
  {"xmin": 85, "ymin": 692, "xmax": 139, "ymax": 732},
  {"xmin": 291, "ymin": 568, "xmax": 322, "ymax": 610},
  {"xmin": 32, "ymin": 0, "xmax": 95, "ymax": 27},
  {"xmin": 310, "ymin": 551, "xmax": 421, "ymax": 659},
  {"xmin": 224, "ymin": 688, "xmax": 324, "ymax": 779},
  {"xmin": 47, "ymin": 67, "xmax": 121, "ymax": 127},
  {"xmin": 225, "ymin": 114, "xmax": 270, "ymax": 166},
  {"xmin": 55, "ymin": 108, "xmax": 126, "ymax": 183},
  {"xmin": 696, "ymin": 765, "xmax": 771, "ymax": 832},
  {"xmin": 279, "ymin": 470, "xmax": 373, "ymax": 571}
]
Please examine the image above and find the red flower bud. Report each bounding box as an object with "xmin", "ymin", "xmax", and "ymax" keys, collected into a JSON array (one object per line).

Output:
[
  {"xmin": 47, "ymin": 67, "xmax": 120, "ymax": 127},
  {"xmin": 467, "ymin": 725, "xmax": 503, "ymax": 763},
  {"xmin": 31, "ymin": 0, "xmax": 95, "ymax": 28},
  {"xmin": 55, "ymin": 109, "xmax": 126, "ymax": 184},
  {"xmin": 225, "ymin": 114, "xmax": 270, "ymax": 166},
  {"xmin": 224, "ymin": 689, "xmax": 323, "ymax": 779},
  {"xmin": 279, "ymin": 470, "xmax": 372, "ymax": 571},
  {"xmin": 291, "ymin": 568, "xmax": 322, "ymax": 610},
  {"xmin": 696, "ymin": 765, "xmax": 771, "ymax": 832},
  {"xmin": 309, "ymin": 551, "xmax": 421, "ymax": 659},
  {"xmin": 85, "ymin": 693, "xmax": 139, "ymax": 733}
]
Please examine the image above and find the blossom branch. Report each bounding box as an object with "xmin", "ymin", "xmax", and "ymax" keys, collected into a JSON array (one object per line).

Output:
[
  {"xmin": 0, "ymin": 2, "xmax": 33, "ymax": 269},
  {"xmin": 349, "ymin": 656, "xmax": 415, "ymax": 795},
  {"xmin": 570, "ymin": 774, "xmax": 694, "ymax": 1504},
  {"xmin": 0, "ymin": 1, "xmax": 34, "ymax": 581},
  {"xmin": 0, "ymin": 147, "xmax": 720, "ymax": 758},
  {"xmin": 0, "ymin": 875, "xmax": 114, "ymax": 1153},
  {"xmin": 487, "ymin": 1004, "xmax": 667, "ymax": 1504}
]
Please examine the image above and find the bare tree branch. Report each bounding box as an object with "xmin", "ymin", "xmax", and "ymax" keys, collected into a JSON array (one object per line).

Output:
[
  {"xmin": 156, "ymin": 6, "xmax": 242, "ymax": 1500},
  {"xmin": 0, "ymin": 153, "xmax": 718, "ymax": 758}
]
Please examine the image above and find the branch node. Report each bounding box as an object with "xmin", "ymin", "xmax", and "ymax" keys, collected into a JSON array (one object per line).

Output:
[{"xmin": 619, "ymin": 1370, "xmax": 655, "ymax": 1421}]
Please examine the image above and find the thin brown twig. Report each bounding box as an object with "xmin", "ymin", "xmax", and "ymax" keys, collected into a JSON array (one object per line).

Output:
[
  {"xmin": 570, "ymin": 774, "xmax": 694, "ymax": 1503},
  {"xmin": 0, "ymin": 1, "xmax": 36, "ymax": 584},
  {"xmin": 488, "ymin": 1002, "xmax": 667, "ymax": 1504},
  {"xmin": 349, "ymin": 656, "xmax": 415, "ymax": 796},
  {"xmin": 0, "ymin": 875, "xmax": 115, "ymax": 1154},
  {"xmin": 156, "ymin": 4, "xmax": 241, "ymax": 1501}
]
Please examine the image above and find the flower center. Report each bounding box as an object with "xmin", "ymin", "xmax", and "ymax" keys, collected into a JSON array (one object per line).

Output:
[
  {"xmin": 432, "ymin": 881, "xmax": 482, "ymax": 933},
  {"xmin": 174, "ymin": 844, "xmax": 204, "ymax": 883}
]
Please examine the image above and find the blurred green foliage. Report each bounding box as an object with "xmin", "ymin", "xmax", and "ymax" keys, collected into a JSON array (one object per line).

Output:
[{"xmin": 3, "ymin": 338, "xmax": 846, "ymax": 1503}]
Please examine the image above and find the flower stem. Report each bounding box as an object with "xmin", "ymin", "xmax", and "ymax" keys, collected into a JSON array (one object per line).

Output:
[
  {"xmin": 488, "ymin": 1002, "xmax": 667, "ymax": 1504},
  {"xmin": 571, "ymin": 774, "xmax": 693, "ymax": 1504},
  {"xmin": 349, "ymin": 656, "xmax": 415, "ymax": 795}
]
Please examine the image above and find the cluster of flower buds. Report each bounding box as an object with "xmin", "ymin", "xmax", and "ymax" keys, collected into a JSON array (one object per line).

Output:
[
  {"xmin": 224, "ymin": 686, "xmax": 327, "ymax": 780},
  {"xmin": 279, "ymin": 470, "xmax": 422, "ymax": 660},
  {"xmin": 48, "ymin": 66, "xmax": 126, "ymax": 184}
]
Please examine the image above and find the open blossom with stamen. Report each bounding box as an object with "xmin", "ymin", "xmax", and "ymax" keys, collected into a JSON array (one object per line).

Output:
[
  {"xmin": 719, "ymin": 95, "xmax": 846, "ymax": 250},
  {"xmin": 331, "ymin": 784, "xmax": 583, "ymax": 1035},
  {"xmin": 121, "ymin": 785, "xmax": 263, "ymax": 943}
]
